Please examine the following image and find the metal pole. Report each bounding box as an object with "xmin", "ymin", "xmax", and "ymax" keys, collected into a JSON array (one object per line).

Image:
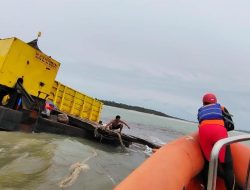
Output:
[{"xmin": 207, "ymin": 134, "xmax": 250, "ymax": 190}]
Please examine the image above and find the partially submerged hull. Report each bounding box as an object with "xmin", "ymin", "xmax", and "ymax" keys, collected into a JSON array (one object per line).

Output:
[
  {"xmin": 115, "ymin": 133, "xmax": 250, "ymax": 190},
  {"xmin": 0, "ymin": 106, "xmax": 159, "ymax": 148},
  {"xmin": 0, "ymin": 106, "xmax": 126, "ymax": 146},
  {"xmin": 0, "ymin": 36, "xmax": 160, "ymax": 149}
]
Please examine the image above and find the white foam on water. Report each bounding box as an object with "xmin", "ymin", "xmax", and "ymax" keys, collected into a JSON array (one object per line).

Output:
[
  {"xmin": 58, "ymin": 149, "xmax": 97, "ymax": 188},
  {"xmin": 143, "ymin": 145, "xmax": 153, "ymax": 156},
  {"xmin": 107, "ymin": 174, "xmax": 116, "ymax": 185}
]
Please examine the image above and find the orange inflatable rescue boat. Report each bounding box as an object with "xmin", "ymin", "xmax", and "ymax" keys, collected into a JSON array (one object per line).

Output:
[{"xmin": 115, "ymin": 133, "xmax": 250, "ymax": 190}]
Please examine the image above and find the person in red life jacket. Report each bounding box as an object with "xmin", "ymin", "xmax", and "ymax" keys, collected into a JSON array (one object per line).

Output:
[
  {"xmin": 104, "ymin": 115, "xmax": 130, "ymax": 133},
  {"xmin": 198, "ymin": 93, "xmax": 238, "ymax": 190}
]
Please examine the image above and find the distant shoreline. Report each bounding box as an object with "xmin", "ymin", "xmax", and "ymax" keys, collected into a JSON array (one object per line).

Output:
[
  {"xmin": 99, "ymin": 99, "xmax": 195, "ymax": 123},
  {"xmin": 100, "ymin": 100, "xmax": 249, "ymax": 132},
  {"xmin": 236, "ymin": 130, "xmax": 250, "ymax": 134}
]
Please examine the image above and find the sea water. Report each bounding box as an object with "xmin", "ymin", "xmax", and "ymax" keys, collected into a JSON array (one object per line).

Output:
[{"xmin": 0, "ymin": 106, "xmax": 247, "ymax": 190}]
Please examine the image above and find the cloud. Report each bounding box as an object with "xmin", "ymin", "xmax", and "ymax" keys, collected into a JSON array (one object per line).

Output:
[{"xmin": 1, "ymin": 0, "xmax": 249, "ymax": 130}]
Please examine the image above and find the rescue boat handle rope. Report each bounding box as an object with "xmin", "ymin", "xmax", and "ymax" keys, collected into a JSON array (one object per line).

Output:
[{"xmin": 58, "ymin": 149, "xmax": 97, "ymax": 189}]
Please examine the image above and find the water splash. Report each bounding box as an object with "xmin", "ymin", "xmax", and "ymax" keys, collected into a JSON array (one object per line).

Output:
[{"xmin": 143, "ymin": 145, "xmax": 153, "ymax": 156}]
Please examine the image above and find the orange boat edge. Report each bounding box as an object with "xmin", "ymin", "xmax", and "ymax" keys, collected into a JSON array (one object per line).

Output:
[{"xmin": 115, "ymin": 133, "xmax": 250, "ymax": 190}]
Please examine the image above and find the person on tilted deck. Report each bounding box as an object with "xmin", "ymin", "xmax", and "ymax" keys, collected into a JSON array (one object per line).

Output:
[{"xmin": 104, "ymin": 115, "xmax": 130, "ymax": 133}]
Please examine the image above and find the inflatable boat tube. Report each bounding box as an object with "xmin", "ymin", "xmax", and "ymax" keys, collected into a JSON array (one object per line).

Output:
[{"xmin": 115, "ymin": 133, "xmax": 250, "ymax": 190}]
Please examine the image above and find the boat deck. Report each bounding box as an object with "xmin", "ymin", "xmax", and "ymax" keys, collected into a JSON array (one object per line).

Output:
[{"xmin": 0, "ymin": 106, "xmax": 160, "ymax": 149}]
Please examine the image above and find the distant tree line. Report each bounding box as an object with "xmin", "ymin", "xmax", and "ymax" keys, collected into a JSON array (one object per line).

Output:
[
  {"xmin": 98, "ymin": 100, "xmax": 250, "ymax": 131},
  {"xmin": 236, "ymin": 129, "xmax": 250, "ymax": 134},
  {"xmin": 99, "ymin": 99, "xmax": 186, "ymax": 121}
]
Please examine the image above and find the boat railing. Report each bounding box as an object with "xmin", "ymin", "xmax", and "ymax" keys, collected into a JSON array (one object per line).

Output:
[{"xmin": 207, "ymin": 134, "xmax": 250, "ymax": 190}]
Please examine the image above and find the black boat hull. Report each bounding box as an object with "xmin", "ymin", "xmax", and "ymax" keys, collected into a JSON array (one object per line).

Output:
[{"xmin": 0, "ymin": 106, "xmax": 159, "ymax": 148}]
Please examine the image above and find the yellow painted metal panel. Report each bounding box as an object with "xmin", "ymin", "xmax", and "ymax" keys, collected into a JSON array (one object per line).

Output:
[
  {"xmin": 0, "ymin": 37, "xmax": 60, "ymax": 99},
  {"xmin": 48, "ymin": 81, "xmax": 103, "ymax": 122},
  {"xmin": 0, "ymin": 38, "xmax": 14, "ymax": 71},
  {"xmin": 0, "ymin": 37, "xmax": 102, "ymax": 122}
]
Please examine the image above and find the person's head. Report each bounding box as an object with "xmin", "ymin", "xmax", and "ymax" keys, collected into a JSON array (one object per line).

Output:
[
  {"xmin": 115, "ymin": 115, "xmax": 121, "ymax": 120},
  {"xmin": 202, "ymin": 93, "xmax": 217, "ymax": 105}
]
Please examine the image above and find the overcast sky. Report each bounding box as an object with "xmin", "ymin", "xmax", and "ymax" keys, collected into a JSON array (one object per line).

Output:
[{"xmin": 1, "ymin": 0, "xmax": 249, "ymax": 130}]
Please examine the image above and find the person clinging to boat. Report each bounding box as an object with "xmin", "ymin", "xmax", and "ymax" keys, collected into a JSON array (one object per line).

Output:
[
  {"xmin": 104, "ymin": 115, "xmax": 130, "ymax": 133},
  {"xmin": 197, "ymin": 93, "xmax": 238, "ymax": 190}
]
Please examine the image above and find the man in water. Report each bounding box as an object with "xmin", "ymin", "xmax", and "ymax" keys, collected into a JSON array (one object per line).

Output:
[{"xmin": 104, "ymin": 115, "xmax": 130, "ymax": 133}]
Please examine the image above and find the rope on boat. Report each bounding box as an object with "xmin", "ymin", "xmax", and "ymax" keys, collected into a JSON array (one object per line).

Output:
[
  {"xmin": 94, "ymin": 126, "xmax": 103, "ymax": 142},
  {"xmin": 94, "ymin": 126, "xmax": 99, "ymax": 137},
  {"xmin": 114, "ymin": 131, "xmax": 126, "ymax": 150},
  {"xmin": 58, "ymin": 149, "xmax": 97, "ymax": 189},
  {"xmin": 94, "ymin": 126, "xmax": 126, "ymax": 150}
]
